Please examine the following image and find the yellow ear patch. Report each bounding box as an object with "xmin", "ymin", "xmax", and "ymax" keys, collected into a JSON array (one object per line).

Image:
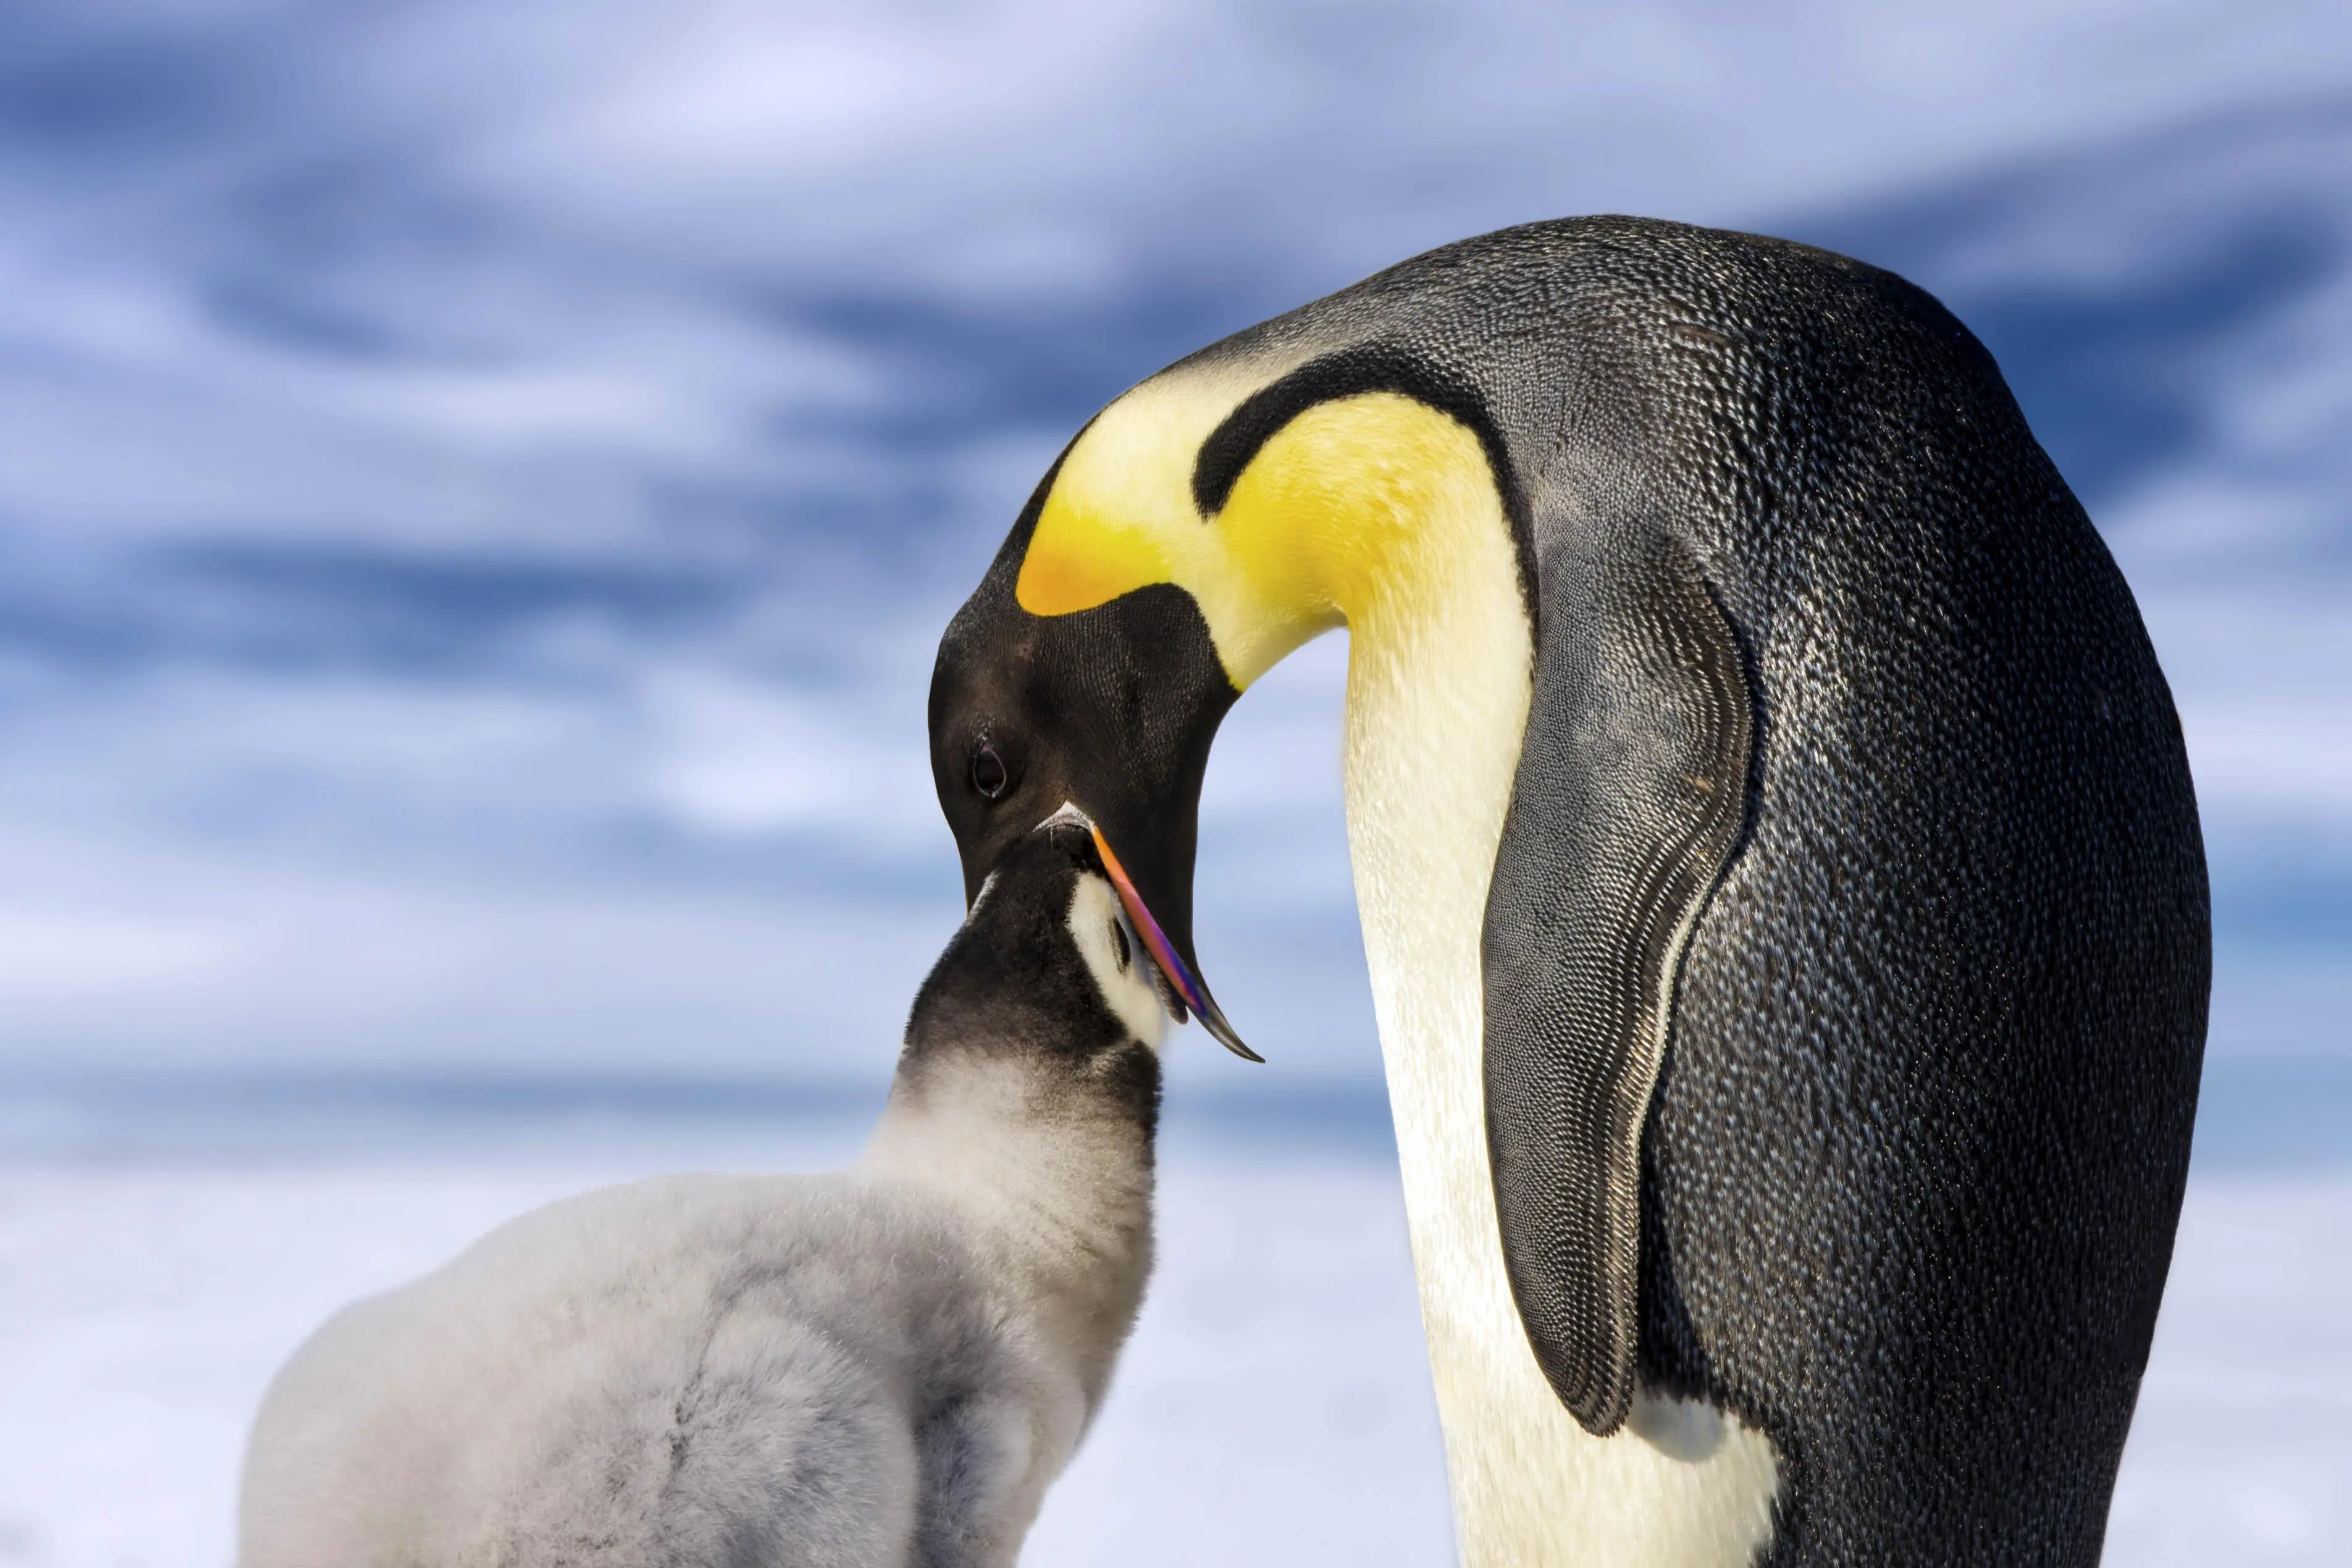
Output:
[
  {"xmin": 1218, "ymin": 392, "xmax": 1495, "ymax": 636},
  {"xmin": 1014, "ymin": 511, "xmax": 1174, "ymax": 618},
  {"xmin": 1014, "ymin": 366, "xmax": 1514, "ymax": 694},
  {"xmin": 1015, "ymin": 369, "xmax": 1251, "ymax": 619}
]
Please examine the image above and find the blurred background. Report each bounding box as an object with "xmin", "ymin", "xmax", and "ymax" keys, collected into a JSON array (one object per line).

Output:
[{"xmin": 0, "ymin": 2, "xmax": 2346, "ymax": 1564}]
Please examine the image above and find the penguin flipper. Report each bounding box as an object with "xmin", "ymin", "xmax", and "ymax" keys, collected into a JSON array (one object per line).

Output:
[{"xmin": 1482, "ymin": 527, "xmax": 1752, "ymax": 1436}]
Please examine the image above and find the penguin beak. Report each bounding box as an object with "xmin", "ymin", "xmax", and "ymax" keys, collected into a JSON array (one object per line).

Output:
[
  {"xmin": 1035, "ymin": 802, "xmax": 1260, "ymax": 1062},
  {"xmin": 1088, "ymin": 821, "xmax": 1262, "ymax": 1062}
]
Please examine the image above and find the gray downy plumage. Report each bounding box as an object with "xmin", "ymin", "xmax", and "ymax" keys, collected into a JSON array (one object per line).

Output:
[{"xmin": 238, "ymin": 820, "xmax": 1168, "ymax": 1568}]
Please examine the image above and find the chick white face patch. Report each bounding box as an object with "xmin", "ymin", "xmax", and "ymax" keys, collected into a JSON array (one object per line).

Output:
[{"xmin": 1067, "ymin": 872, "xmax": 1169, "ymax": 1051}]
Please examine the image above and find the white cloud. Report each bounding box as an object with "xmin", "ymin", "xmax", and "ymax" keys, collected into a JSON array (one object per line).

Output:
[
  {"xmin": 2186, "ymin": 702, "xmax": 2352, "ymax": 821},
  {"xmin": 0, "ymin": 821, "xmax": 958, "ymax": 1074},
  {"xmin": 0, "ymin": 0, "xmax": 2343, "ymax": 1076},
  {"xmin": 634, "ymin": 669, "xmax": 939, "ymax": 845},
  {"xmin": 0, "ymin": 906, "xmax": 256, "ymax": 998}
]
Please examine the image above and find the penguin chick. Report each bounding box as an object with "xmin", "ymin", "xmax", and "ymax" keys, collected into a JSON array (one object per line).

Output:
[{"xmin": 238, "ymin": 819, "xmax": 1170, "ymax": 1568}]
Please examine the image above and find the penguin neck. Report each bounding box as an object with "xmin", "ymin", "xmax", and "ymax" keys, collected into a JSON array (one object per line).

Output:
[
  {"xmin": 860, "ymin": 1046, "xmax": 1154, "ymax": 1406},
  {"xmin": 1248, "ymin": 401, "xmax": 1781, "ymax": 1566}
]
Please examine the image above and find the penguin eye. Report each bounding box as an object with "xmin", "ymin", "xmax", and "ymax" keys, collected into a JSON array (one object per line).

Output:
[
  {"xmin": 1109, "ymin": 918, "xmax": 1131, "ymax": 971},
  {"xmin": 970, "ymin": 744, "xmax": 1008, "ymax": 800}
]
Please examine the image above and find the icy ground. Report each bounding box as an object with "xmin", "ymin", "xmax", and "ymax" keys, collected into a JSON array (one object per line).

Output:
[{"xmin": 1, "ymin": 1134, "xmax": 2345, "ymax": 1567}]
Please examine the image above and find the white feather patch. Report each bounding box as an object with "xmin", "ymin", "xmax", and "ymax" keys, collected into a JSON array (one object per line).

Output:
[{"xmin": 1067, "ymin": 873, "xmax": 1167, "ymax": 1051}]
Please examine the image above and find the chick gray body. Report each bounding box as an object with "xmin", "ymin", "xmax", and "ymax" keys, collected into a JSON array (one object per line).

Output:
[{"xmin": 240, "ymin": 827, "xmax": 1167, "ymax": 1568}]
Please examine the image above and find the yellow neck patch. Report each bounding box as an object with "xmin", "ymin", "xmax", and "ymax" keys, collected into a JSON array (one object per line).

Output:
[{"xmin": 1015, "ymin": 368, "xmax": 1514, "ymax": 689}]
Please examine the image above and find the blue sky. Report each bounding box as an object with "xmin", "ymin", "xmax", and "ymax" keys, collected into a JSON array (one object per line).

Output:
[{"xmin": 0, "ymin": 0, "xmax": 2346, "ymax": 1088}]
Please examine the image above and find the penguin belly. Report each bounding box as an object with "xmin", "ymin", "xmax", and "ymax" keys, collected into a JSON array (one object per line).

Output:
[{"xmin": 1335, "ymin": 480, "xmax": 1781, "ymax": 1568}]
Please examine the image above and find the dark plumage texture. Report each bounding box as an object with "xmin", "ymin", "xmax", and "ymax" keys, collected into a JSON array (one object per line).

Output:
[
  {"xmin": 1180, "ymin": 217, "xmax": 2209, "ymax": 1565},
  {"xmin": 928, "ymin": 215, "xmax": 2208, "ymax": 1565}
]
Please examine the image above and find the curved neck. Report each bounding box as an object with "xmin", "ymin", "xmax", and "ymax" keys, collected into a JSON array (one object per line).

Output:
[
  {"xmin": 1017, "ymin": 379, "xmax": 1527, "ymax": 691},
  {"xmin": 1022, "ymin": 373, "xmax": 1781, "ymax": 1560},
  {"xmin": 1204, "ymin": 391, "xmax": 1529, "ymax": 686},
  {"xmin": 1216, "ymin": 395, "xmax": 1780, "ymax": 1567}
]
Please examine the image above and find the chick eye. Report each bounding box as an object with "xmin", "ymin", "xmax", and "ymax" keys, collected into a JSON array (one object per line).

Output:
[
  {"xmin": 1109, "ymin": 918, "xmax": 1131, "ymax": 971},
  {"xmin": 970, "ymin": 744, "xmax": 1008, "ymax": 799}
]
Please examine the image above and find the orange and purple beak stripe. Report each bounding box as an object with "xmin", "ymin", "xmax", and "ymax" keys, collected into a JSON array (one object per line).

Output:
[{"xmin": 1089, "ymin": 823, "xmax": 1262, "ymax": 1062}]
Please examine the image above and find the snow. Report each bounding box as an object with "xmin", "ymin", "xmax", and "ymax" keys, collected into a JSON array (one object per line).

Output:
[{"xmin": 0, "ymin": 1130, "xmax": 2343, "ymax": 1566}]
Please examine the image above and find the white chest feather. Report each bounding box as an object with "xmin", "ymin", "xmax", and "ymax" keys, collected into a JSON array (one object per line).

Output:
[
  {"xmin": 1022, "ymin": 367, "xmax": 1782, "ymax": 1562},
  {"xmin": 1339, "ymin": 519, "xmax": 1780, "ymax": 1568}
]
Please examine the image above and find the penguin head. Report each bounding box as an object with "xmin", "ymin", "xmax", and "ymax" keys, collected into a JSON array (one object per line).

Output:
[
  {"xmin": 926, "ymin": 363, "xmax": 1361, "ymax": 1066},
  {"xmin": 904, "ymin": 807, "xmax": 1187, "ymax": 1084},
  {"xmin": 930, "ymin": 533, "xmax": 1257, "ymax": 1060},
  {"xmin": 932, "ymin": 347, "xmax": 1512, "ymax": 1066}
]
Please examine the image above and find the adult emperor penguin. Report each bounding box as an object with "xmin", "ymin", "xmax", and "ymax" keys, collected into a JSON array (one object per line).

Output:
[{"xmin": 926, "ymin": 218, "xmax": 2209, "ymax": 1567}]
